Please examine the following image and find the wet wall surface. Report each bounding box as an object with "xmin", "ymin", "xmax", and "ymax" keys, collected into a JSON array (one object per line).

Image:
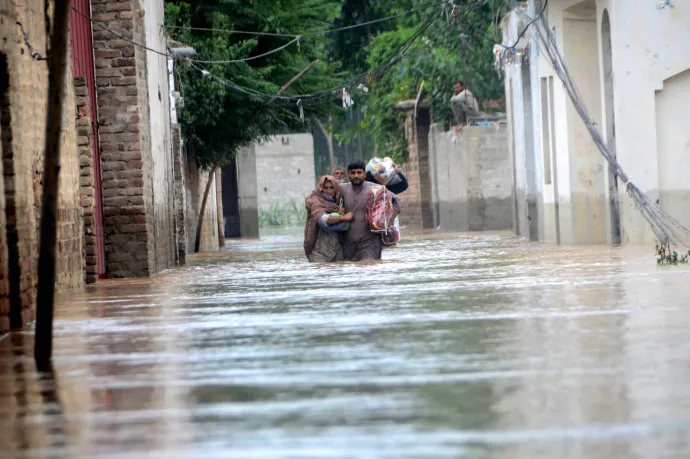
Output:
[{"xmin": 1, "ymin": 231, "xmax": 689, "ymax": 458}]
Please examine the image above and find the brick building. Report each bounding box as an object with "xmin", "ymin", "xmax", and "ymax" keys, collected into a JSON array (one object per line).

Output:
[{"xmin": 0, "ymin": 0, "xmax": 223, "ymax": 335}]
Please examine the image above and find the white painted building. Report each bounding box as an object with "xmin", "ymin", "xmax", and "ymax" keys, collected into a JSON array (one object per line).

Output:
[{"xmin": 503, "ymin": 0, "xmax": 690, "ymax": 245}]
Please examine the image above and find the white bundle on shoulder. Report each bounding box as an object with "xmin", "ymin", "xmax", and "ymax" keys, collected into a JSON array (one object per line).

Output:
[{"xmin": 365, "ymin": 157, "xmax": 402, "ymax": 186}]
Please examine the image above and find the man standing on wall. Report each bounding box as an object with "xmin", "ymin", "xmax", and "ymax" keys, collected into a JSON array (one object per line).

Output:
[
  {"xmin": 340, "ymin": 161, "xmax": 400, "ymax": 261},
  {"xmin": 451, "ymin": 80, "xmax": 480, "ymax": 131}
]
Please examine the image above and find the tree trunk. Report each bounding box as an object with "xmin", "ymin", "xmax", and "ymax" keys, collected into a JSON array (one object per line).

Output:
[
  {"xmin": 35, "ymin": 0, "xmax": 71, "ymax": 365},
  {"xmin": 194, "ymin": 163, "xmax": 218, "ymax": 253},
  {"xmin": 314, "ymin": 118, "xmax": 335, "ymax": 172},
  {"xmin": 215, "ymin": 168, "xmax": 225, "ymax": 247}
]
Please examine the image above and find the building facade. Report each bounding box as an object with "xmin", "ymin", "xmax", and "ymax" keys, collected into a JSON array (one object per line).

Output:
[
  {"xmin": 0, "ymin": 0, "xmax": 223, "ymax": 335},
  {"xmin": 503, "ymin": 0, "xmax": 690, "ymax": 245}
]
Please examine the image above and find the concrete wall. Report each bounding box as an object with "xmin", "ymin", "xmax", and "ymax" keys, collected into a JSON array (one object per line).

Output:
[
  {"xmin": 655, "ymin": 69, "xmax": 690, "ymax": 241},
  {"xmin": 563, "ymin": 4, "xmax": 607, "ymax": 244},
  {"xmin": 144, "ymin": 0, "xmax": 176, "ymax": 269},
  {"xmin": 428, "ymin": 123, "xmax": 514, "ymax": 232},
  {"xmin": 255, "ymin": 134, "xmax": 315, "ymax": 213},
  {"xmin": 503, "ymin": 9, "xmax": 541, "ymax": 241},
  {"xmin": 184, "ymin": 151, "xmax": 219, "ymax": 253},
  {"xmin": 504, "ymin": 0, "xmax": 690, "ymax": 245},
  {"xmin": 0, "ymin": 0, "xmax": 84, "ymax": 332},
  {"xmin": 596, "ymin": 0, "xmax": 690, "ymax": 244},
  {"xmin": 236, "ymin": 146, "xmax": 259, "ymax": 237}
]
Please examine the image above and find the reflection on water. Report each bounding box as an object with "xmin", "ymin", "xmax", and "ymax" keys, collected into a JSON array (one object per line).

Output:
[{"xmin": 1, "ymin": 230, "xmax": 690, "ymax": 458}]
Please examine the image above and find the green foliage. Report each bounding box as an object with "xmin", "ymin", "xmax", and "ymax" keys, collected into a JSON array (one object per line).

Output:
[
  {"xmin": 259, "ymin": 200, "xmax": 307, "ymax": 227},
  {"xmin": 166, "ymin": 0, "xmax": 341, "ymax": 170},
  {"xmin": 656, "ymin": 239, "xmax": 690, "ymax": 265},
  {"xmin": 328, "ymin": 0, "xmax": 507, "ymax": 164}
]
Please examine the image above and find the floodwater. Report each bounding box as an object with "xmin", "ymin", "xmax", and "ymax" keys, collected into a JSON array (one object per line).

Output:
[{"xmin": 1, "ymin": 230, "xmax": 690, "ymax": 459}]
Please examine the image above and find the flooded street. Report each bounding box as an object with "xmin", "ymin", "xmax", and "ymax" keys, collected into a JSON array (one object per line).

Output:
[{"xmin": 2, "ymin": 231, "xmax": 690, "ymax": 458}]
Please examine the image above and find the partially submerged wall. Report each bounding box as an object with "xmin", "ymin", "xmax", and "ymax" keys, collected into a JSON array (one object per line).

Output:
[
  {"xmin": 0, "ymin": 0, "xmax": 84, "ymax": 332},
  {"xmin": 428, "ymin": 123, "xmax": 514, "ymax": 232},
  {"xmin": 255, "ymin": 134, "xmax": 315, "ymax": 217},
  {"xmin": 184, "ymin": 150, "xmax": 219, "ymax": 253}
]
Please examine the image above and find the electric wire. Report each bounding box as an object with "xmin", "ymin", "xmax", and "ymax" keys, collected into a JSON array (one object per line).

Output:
[
  {"xmin": 70, "ymin": 5, "xmax": 170, "ymax": 57},
  {"xmin": 165, "ymin": 2, "xmax": 446, "ymax": 38}
]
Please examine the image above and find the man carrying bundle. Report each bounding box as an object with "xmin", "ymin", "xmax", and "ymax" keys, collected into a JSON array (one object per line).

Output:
[{"xmin": 340, "ymin": 161, "xmax": 401, "ymax": 261}]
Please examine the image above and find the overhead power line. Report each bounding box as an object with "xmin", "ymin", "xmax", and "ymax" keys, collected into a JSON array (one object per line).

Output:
[
  {"xmin": 165, "ymin": 2, "xmax": 446, "ymax": 38},
  {"xmin": 192, "ymin": 36, "xmax": 302, "ymax": 64},
  {"xmin": 186, "ymin": 5, "xmax": 446, "ymax": 106}
]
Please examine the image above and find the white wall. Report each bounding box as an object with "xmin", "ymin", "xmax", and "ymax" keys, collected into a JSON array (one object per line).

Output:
[
  {"xmin": 144, "ymin": 0, "xmax": 176, "ymax": 266},
  {"xmin": 509, "ymin": 0, "xmax": 690, "ymax": 245},
  {"xmin": 503, "ymin": 8, "xmax": 535, "ymax": 240},
  {"xmin": 597, "ymin": 0, "xmax": 690, "ymax": 244},
  {"xmin": 655, "ymin": 69, "xmax": 690, "ymax": 242},
  {"xmin": 255, "ymin": 134, "xmax": 316, "ymax": 214}
]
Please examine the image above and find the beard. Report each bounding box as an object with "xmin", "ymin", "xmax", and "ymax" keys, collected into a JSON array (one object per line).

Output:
[{"xmin": 350, "ymin": 176, "xmax": 363, "ymax": 186}]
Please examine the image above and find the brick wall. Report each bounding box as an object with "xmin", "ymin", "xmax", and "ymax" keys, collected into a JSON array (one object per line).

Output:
[
  {"xmin": 0, "ymin": 0, "xmax": 84, "ymax": 332},
  {"xmin": 399, "ymin": 105, "xmax": 435, "ymax": 230},
  {"xmin": 54, "ymin": 76, "xmax": 84, "ymax": 293},
  {"xmin": 0, "ymin": 54, "xmax": 10, "ymax": 334},
  {"xmin": 75, "ymin": 77, "xmax": 98, "ymax": 284},
  {"xmin": 92, "ymin": 0, "xmax": 178, "ymax": 277}
]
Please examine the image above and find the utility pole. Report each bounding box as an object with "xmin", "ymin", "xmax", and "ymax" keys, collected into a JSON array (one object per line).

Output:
[{"xmin": 35, "ymin": 0, "xmax": 71, "ymax": 365}]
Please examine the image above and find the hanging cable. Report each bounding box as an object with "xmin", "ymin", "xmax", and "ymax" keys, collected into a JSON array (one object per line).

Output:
[{"xmin": 16, "ymin": 21, "xmax": 48, "ymax": 61}]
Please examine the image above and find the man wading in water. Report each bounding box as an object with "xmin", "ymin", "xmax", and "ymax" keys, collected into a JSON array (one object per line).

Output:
[{"xmin": 340, "ymin": 161, "xmax": 401, "ymax": 261}]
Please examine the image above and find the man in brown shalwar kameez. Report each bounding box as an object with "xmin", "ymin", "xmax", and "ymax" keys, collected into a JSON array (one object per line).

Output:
[{"xmin": 340, "ymin": 161, "xmax": 401, "ymax": 261}]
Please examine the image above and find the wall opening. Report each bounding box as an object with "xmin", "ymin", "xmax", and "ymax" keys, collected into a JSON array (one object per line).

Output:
[
  {"xmin": 222, "ymin": 160, "xmax": 240, "ymax": 238},
  {"xmin": 0, "ymin": 54, "xmax": 21, "ymax": 328},
  {"xmin": 601, "ymin": 9, "xmax": 621, "ymax": 244}
]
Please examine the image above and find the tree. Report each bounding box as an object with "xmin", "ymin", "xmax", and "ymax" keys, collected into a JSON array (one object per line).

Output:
[
  {"xmin": 165, "ymin": 0, "xmax": 340, "ymax": 251},
  {"xmin": 328, "ymin": 0, "xmax": 506, "ymax": 164}
]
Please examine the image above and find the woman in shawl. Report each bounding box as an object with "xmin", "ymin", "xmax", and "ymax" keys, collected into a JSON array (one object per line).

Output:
[{"xmin": 304, "ymin": 175, "xmax": 354, "ymax": 262}]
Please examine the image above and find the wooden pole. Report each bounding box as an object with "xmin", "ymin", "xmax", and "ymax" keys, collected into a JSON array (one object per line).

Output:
[{"xmin": 35, "ymin": 0, "xmax": 71, "ymax": 364}]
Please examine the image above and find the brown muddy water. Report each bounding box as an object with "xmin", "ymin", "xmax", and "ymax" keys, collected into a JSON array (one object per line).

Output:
[{"xmin": 1, "ymin": 230, "xmax": 690, "ymax": 458}]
